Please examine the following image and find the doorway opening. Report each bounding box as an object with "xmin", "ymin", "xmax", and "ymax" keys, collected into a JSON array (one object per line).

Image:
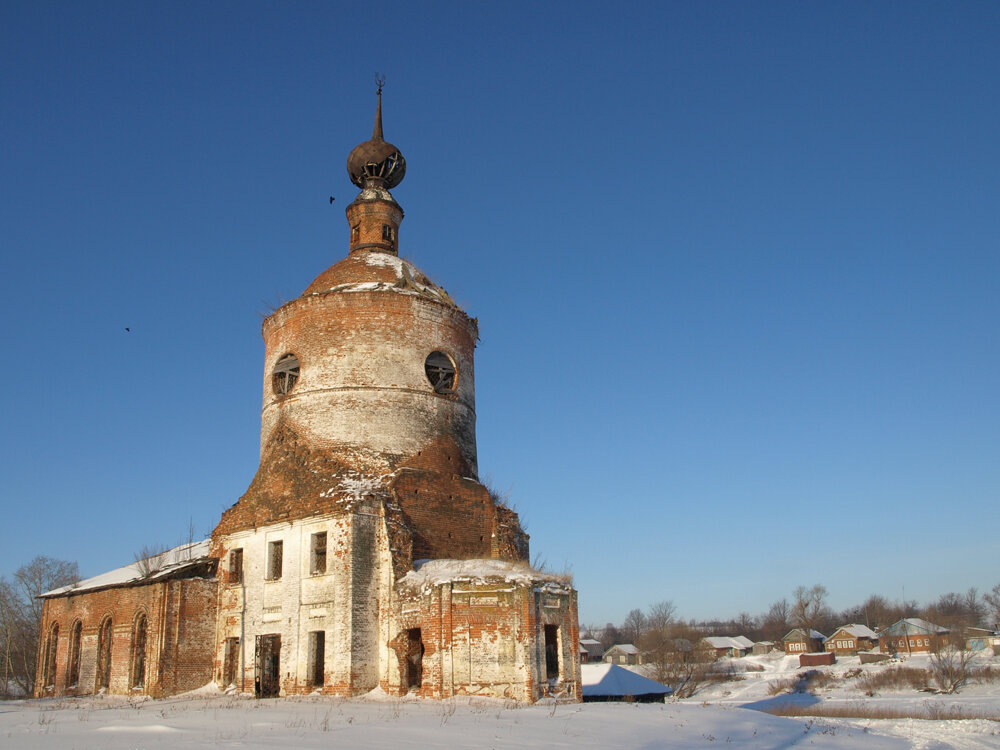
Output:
[
  {"xmin": 255, "ymin": 634, "xmax": 281, "ymax": 698},
  {"xmin": 405, "ymin": 628, "xmax": 423, "ymax": 691},
  {"xmin": 222, "ymin": 637, "xmax": 240, "ymax": 687},
  {"xmin": 544, "ymin": 624, "xmax": 559, "ymax": 681}
]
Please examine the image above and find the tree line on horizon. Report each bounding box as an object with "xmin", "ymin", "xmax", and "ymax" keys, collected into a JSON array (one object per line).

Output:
[{"xmin": 586, "ymin": 583, "xmax": 1000, "ymax": 650}]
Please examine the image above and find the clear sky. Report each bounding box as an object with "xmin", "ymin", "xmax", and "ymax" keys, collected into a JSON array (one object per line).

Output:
[{"xmin": 2, "ymin": 1, "xmax": 998, "ymax": 627}]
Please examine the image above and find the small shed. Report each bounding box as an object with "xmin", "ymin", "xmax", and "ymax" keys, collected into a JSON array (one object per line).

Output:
[
  {"xmin": 752, "ymin": 641, "xmax": 777, "ymax": 655},
  {"xmin": 799, "ymin": 652, "xmax": 835, "ymax": 667},
  {"xmin": 581, "ymin": 664, "xmax": 672, "ymax": 703}
]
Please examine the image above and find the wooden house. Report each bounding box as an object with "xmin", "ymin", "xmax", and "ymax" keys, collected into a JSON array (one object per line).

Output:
[
  {"xmin": 782, "ymin": 628, "xmax": 826, "ymax": 654},
  {"xmin": 824, "ymin": 624, "xmax": 878, "ymax": 654}
]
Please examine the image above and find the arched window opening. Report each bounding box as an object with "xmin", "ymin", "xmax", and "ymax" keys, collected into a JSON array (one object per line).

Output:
[
  {"xmin": 67, "ymin": 621, "xmax": 82, "ymax": 687},
  {"xmin": 272, "ymin": 354, "xmax": 300, "ymax": 395},
  {"xmin": 424, "ymin": 351, "xmax": 457, "ymax": 394},
  {"xmin": 131, "ymin": 613, "xmax": 147, "ymax": 690},
  {"xmin": 96, "ymin": 617, "xmax": 112, "ymax": 691},
  {"xmin": 44, "ymin": 623, "xmax": 59, "ymax": 688}
]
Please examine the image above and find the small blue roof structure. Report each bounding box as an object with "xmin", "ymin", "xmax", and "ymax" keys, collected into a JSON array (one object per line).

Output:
[{"xmin": 581, "ymin": 664, "xmax": 673, "ymax": 703}]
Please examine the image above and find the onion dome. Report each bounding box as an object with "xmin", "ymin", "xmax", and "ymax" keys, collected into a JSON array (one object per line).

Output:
[{"xmin": 347, "ymin": 82, "xmax": 406, "ymax": 190}]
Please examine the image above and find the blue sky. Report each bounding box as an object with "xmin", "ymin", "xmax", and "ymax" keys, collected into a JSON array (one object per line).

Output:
[{"xmin": 2, "ymin": 1, "xmax": 998, "ymax": 626}]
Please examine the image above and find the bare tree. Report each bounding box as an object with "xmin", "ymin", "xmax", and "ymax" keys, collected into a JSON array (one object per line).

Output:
[
  {"xmin": 761, "ymin": 598, "xmax": 790, "ymax": 641},
  {"xmin": 621, "ymin": 608, "xmax": 647, "ymax": 646},
  {"xmin": 645, "ymin": 601, "xmax": 674, "ymax": 630},
  {"xmin": 791, "ymin": 584, "xmax": 831, "ymax": 633},
  {"xmin": 640, "ymin": 622, "xmax": 712, "ymax": 698},
  {"xmin": 134, "ymin": 544, "xmax": 168, "ymax": 579},
  {"xmin": 598, "ymin": 623, "xmax": 623, "ymax": 650},
  {"xmin": 736, "ymin": 611, "xmax": 759, "ymax": 638},
  {"xmin": 0, "ymin": 557, "xmax": 78, "ymax": 696},
  {"xmin": 928, "ymin": 627, "xmax": 977, "ymax": 694},
  {"xmin": 924, "ymin": 588, "xmax": 985, "ymax": 632},
  {"xmin": 984, "ymin": 583, "xmax": 1000, "ymax": 627}
]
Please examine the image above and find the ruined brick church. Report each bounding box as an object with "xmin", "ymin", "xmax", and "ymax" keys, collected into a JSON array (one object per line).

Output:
[{"xmin": 35, "ymin": 88, "xmax": 581, "ymax": 702}]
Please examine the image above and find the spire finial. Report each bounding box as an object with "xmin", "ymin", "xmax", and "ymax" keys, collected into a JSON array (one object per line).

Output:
[
  {"xmin": 373, "ymin": 73, "xmax": 386, "ymax": 141},
  {"xmin": 347, "ymin": 76, "xmax": 406, "ymax": 190}
]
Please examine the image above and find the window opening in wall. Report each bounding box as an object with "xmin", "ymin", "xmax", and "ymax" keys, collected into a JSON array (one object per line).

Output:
[
  {"xmin": 131, "ymin": 614, "xmax": 147, "ymax": 689},
  {"xmin": 97, "ymin": 617, "xmax": 112, "ymax": 690},
  {"xmin": 310, "ymin": 532, "xmax": 327, "ymax": 575},
  {"xmin": 67, "ymin": 621, "xmax": 82, "ymax": 687},
  {"xmin": 382, "ymin": 224, "xmax": 394, "ymax": 242},
  {"xmin": 229, "ymin": 548, "xmax": 244, "ymax": 584},
  {"xmin": 254, "ymin": 634, "xmax": 281, "ymax": 698},
  {"xmin": 223, "ymin": 637, "xmax": 240, "ymax": 686},
  {"xmin": 424, "ymin": 351, "xmax": 456, "ymax": 393},
  {"xmin": 544, "ymin": 624, "xmax": 559, "ymax": 682},
  {"xmin": 267, "ymin": 541, "xmax": 283, "ymax": 580},
  {"xmin": 272, "ymin": 354, "xmax": 300, "ymax": 395},
  {"xmin": 406, "ymin": 628, "xmax": 423, "ymax": 691},
  {"xmin": 44, "ymin": 623, "xmax": 59, "ymax": 688},
  {"xmin": 351, "ymin": 224, "xmax": 360, "ymax": 244},
  {"xmin": 308, "ymin": 631, "xmax": 325, "ymax": 686}
]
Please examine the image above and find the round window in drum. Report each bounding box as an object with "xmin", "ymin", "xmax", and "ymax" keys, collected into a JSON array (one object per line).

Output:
[
  {"xmin": 425, "ymin": 351, "xmax": 457, "ymax": 394},
  {"xmin": 272, "ymin": 353, "xmax": 300, "ymax": 395}
]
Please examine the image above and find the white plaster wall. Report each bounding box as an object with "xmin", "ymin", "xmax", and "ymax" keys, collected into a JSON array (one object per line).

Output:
[
  {"xmin": 259, "ymin": 290, "xmax": 478, "ymax": 472},
  {"xmin": 215, "ymin": 509, "xmax": 394, "ymax": 695}
]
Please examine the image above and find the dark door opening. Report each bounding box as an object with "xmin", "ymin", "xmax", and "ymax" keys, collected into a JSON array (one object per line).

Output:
[
  {"xmin": 255, "ymin": 634, "xmax": 281, "ymax": 698},
  {"xmin": 406, "ymin": 628, "xmax": 423, "ymax": 691},
  {"xmin": 223, "ymin": 637, "xmax": 240, "ymax": 686},
  {"xmin": 544, "ymin": 625, "xmax": 559, "ymax": 681},
  {"xmin": 309, "ymin": 631, "xmax": 325, "ymax": 687}
]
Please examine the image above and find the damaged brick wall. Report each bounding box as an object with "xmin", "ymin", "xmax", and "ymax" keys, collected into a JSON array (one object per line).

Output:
[
  {"xmin": 390, "ymin": 579, "xmax": 581, "ymax": 702},
  {"xmin": 35, "ymin": 577, "xmax": 217, "ymax": 699}
]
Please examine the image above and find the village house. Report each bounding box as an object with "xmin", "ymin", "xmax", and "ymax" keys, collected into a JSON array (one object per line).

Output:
[
  {"xmin": 878, "ymin": 618, "xmax": 948, "ymax": 655},
  {"xmin": 782, "ymin": 628, "xmax": 826, "ymax": 654},
  {"xmin": 34, "ymin": 86, "xmax": 581, "ymax": 703},
  {"xmin": 603, "ymin": 644, "xmax": 642, "ymax": 666},
  {"xmin": 824, "ymin": 624, "xmax": 878, "ymax": 655},
  {"xmin": 965, "ymin": 627, "xmax": 1000, "ymax": 652},
  {"xmin": 700, "ymin": 636, "xmax": 754, "ymax": 659},
  {"xmin": 579, "ymin": 638, "xmax": 605, "ymax": 663}
]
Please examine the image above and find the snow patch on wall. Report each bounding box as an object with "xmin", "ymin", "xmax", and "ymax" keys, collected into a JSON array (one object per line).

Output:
[{"xmin": 400, "ymin": 558, "xmax": 571, "ymax": 595}]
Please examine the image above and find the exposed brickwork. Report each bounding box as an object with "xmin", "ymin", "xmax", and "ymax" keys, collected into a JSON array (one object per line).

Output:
[
  {"xmin": 388, "ymin": 578, "xmax": 580, "ymax": 701},
  {"xmin": 34, "ymin": 576, "xmax": 217, "ymax": 698}
]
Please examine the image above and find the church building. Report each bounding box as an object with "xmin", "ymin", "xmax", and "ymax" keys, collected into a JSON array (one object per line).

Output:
[{"xmin": 35, "ymin": 88, "xmax": 581, "ymax": 703}]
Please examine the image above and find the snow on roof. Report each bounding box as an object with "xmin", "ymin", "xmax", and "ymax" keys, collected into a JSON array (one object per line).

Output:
[
  {"xmin": 399, "ymin": 559, "xmax": 571, "ymax": 595},
  {"xmin": 580, "ymin": 638, "xmax": 603, "ymax": 646},
  {"xmin": 606, "ymin": 644, "xmax": 639, "ymax": 654},
  {"xmin": 833, "ymin": 623, "xmax": 878, "ymax": 639},
  {"xmin": 41, "ymin": 540, "xmax": 213, "ymax": 598},
  {"xmin": 783, "ymin": 628, "xmax": 826, "ymax": 641},
  {"xmin": 581, "ymin": 664, "xmax": 672, "ymax": 697},
  {"xmin": 881, "ymin": 618, "xmax": 948, "ymax": 636},
  {"xmin": 703, "ymin": 636, "xmax": 754, "ymax": 650}
]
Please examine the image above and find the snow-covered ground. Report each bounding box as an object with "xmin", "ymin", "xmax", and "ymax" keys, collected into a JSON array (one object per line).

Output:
[{"xmin": 3, "ymin": 652, "xmax": 997, "ymax": 749}]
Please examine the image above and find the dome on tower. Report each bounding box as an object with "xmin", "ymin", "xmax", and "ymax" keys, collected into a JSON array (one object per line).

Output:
[{"xmin": 347, "ymin": 83, "xmax": 406, "ymax": 190}]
